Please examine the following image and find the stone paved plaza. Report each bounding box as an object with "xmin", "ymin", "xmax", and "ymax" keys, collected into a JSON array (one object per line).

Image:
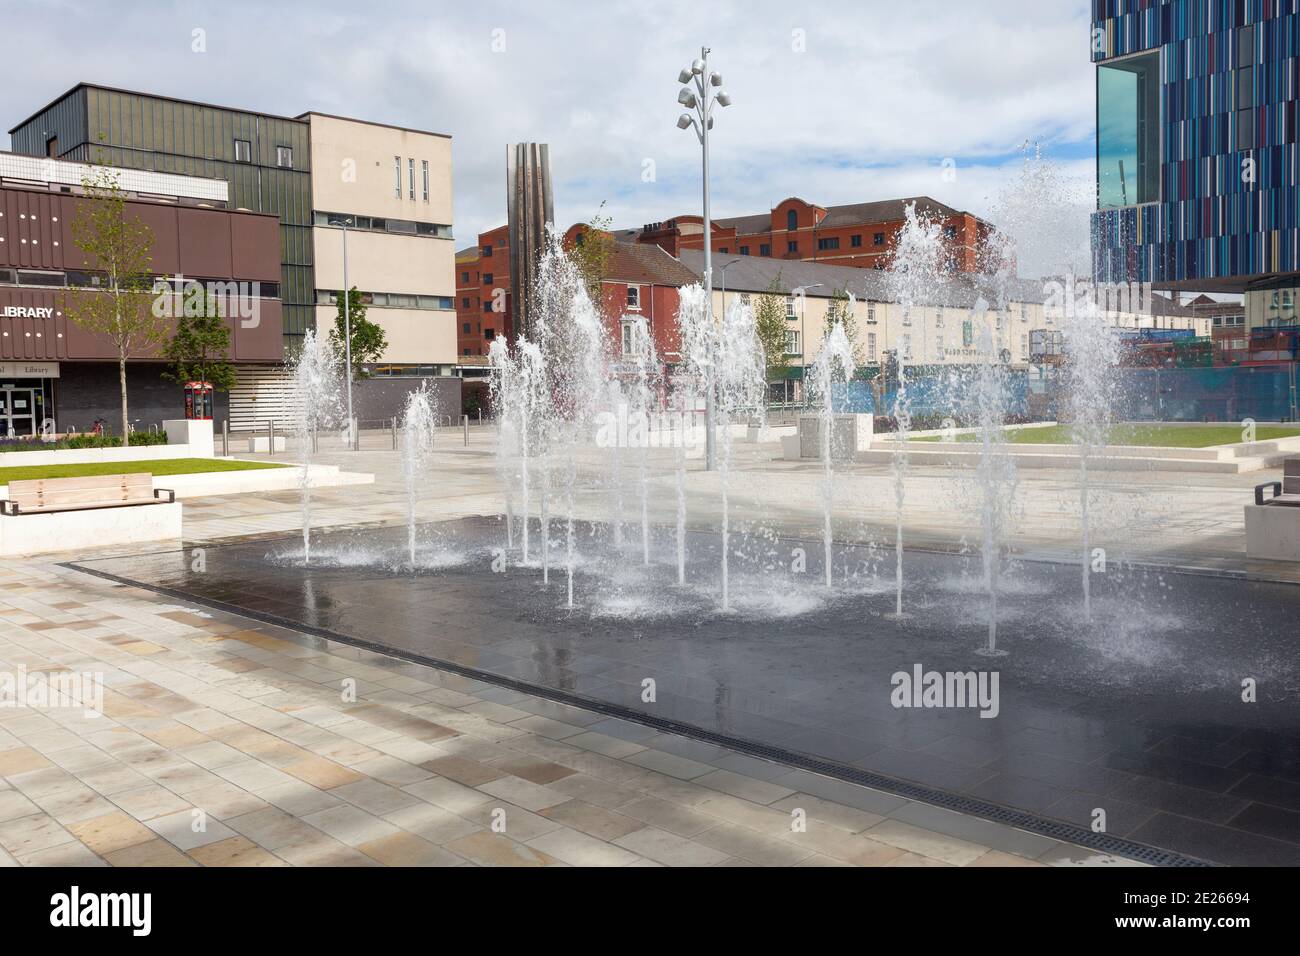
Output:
[{"xmin": 0, "ymin": 427, "xmax": 1284, "ymax": 867}]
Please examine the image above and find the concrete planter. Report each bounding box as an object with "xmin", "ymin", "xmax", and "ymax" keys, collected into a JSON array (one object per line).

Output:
[{"xmin": 0, "ymin": 502, "xmax": 181, "ymax": 557}]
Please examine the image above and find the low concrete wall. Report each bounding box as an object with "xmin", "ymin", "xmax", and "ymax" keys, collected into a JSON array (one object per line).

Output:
[
  {"xmin": 1245, "ymin": 503, "xmax": 1300, "ymax": 561},
  {"xmin": 0, "ymin": 463, "xmax": 372, "ymax": 502},
  {"xmin": 0, "ymin": 443, "xmax": 206, "ymax": 468},
  {"xmin": 0, "ymin": 501, "xmax": 181, "ymax": 557}
]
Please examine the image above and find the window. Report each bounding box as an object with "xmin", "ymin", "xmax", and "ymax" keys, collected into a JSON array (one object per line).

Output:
[
  {"xmin": 739, "ymin": 246, "xmax": 749, "ymax": 255},
  {"xmin": 739, "ymin": 293, "xmax": 751, "ymax": 304},
  {"xmin": 873, "ymin": 232, "xmax": 885, "ymax": 246},
  {"xmin": 1097, "ymin": 50, "xmax": 1160, "ymax": 208},
  {"xmin": 482, "ymin": 245, "xmax": 493, "ymax": 256},
  {"xmin": 785, "ymin": 296, "xmax": 796, "ymax": 318},
  {"xmin": 409, "ymin": 158, "xmax": 415, "ymax": 199},
  {"xmin": 867, "ymin": 332, "xmax": 877, "ymax": 362},
  {"xmin": 234, "ymin": 139, "xmax": 252, "ymax": 163},
  {"xmin": 936, "ymin": 307, "xmax": 944, "ymax": 328},
  {"xmin": 786, "ymin": 209, "xmax": 798, "ymax": 232},
  {"xmin": 485, "ymin": 328, "xmax": 495, "ymax": 340},
  {"xmin": 394, "ymin": 156, "xmax": 402, "ymax": 198},
  {"xmin": 759, "ymin": 244, "xmax": 771, "ymax": 257},
  {"xmin": 851, "ymin": 234, "xmax": 862, "ymax": 248},
  {"xmin": 817, "ymin": 236, "xmax": 840, "ymax": 251},
  {"xmin": 422, "ymin": 160, "xmax": 430, "ymax": 201},
  {"xmin": 1021, "ymin": 334, "xmax": 1029, "ymax": 356},
  {"xmin": 462, "ymin": 297, "xmax": 469, "ymax": 308},
  {"xmin": 934, "ymin": 333, "xmax": 945, "ymax": 361},
  {"xmin": 943, "ymin": 225, "xmax": 958, "ymax": 239},
  {"xmin": 902, "ymin": 334, "xmax": 912, "ymax": 361},
  {"xmin": 627, "ymin": 285, "xmax": 642, "ymax": 309},
  {"xmin": 902, "ymin": 308, "xmax": 912, "ymax": 327},
  {"xmin": 461, "ymin": 271, "xmax": 469, "ymax": 283},
  {"xmin": 621, "ymin": 320, "xmax": 636, "ymax": 356},
  {"xmin": 867, "ymin": 303, "xmax": 876, "ymax": 324},
  {"xmin": 1020, "ymin": 304, "xmax": 1028, "ymax": 322},
  {"xmin": 785, "ymin": 329, "xmax": 800, "ymax": 355},
  {"xmin": 483, "ymin": 273, "xmax": 493, "ymax": 284},
  {"xmin": 463, "ymin": 323, "xmax": 471, "ymax": 334},
  {"xmin": 276, "ymin": 146, "xmax": 293, "ymax": 168},
  {"xmin": 483, "ymin": 300, "xmax": 491, "ymax": 312},
  {"xmin": 719, "ymin": 247, "xmax": 729, "ymax": 254},
  {"xmin": 787, "ymin": 240, "xmax": 798, "ymax": 253}
]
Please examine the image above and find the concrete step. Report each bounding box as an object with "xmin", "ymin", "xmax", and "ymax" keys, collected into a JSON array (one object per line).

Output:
[{"xmin": 856, "ymin": 447, "xmax": 1258, "ymax": 474}]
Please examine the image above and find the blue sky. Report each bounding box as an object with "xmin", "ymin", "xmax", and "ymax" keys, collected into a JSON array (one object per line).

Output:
[{"xmin": 0, "ymin": 0, "xmax": 1097, "ymax": 245}]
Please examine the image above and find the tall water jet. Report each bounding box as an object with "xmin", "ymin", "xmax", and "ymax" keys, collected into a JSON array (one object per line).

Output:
[
  {"xmin": 811, "ymin": 321, "xmax": 857, "ymax": 588},
  {"xmin": 712, "ymin": 295, "xmax": 767, "ymax": 611},
  {"xmin": 529, "ymin": 228, "xmax": 610, "ymax": 607},
  {"xmin": 1060, "ymin": 283, "xmax": 1118, "ymax": 621},
  {"xmin": 401, "ymin": 383, "xmax": 437, "ymax": 568},
  {"xmin": 883, "ymin": 203, "xmax": 945, "ymax": 617},
  {"xmin": 626, "ymin": 316, "xmax": 658, "ymax": 566},
  {"xmin": 965, "ymin": 300, "xmax": 1016, "ymax": 656},
  {"xmin": 488, "ymin": 338, "xmax": 517, "ymax": 551},
  {"xmin": 989, "ymin": 145, "xmax": 1106, "ymax": 621},
  {"xmin": 675, "ymin": 284, "xmax": 712, "ymax": 587},
  {"xmin": 515, "ymin": 339, "xmax": 545, "ymax": 564},
  {"xmin": 289, "ymin": 328, "xmax": 343, "ymax": 565}
]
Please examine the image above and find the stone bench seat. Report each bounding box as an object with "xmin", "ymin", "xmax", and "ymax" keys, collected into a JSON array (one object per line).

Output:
[
  {"xmin": 0, "ymin": 473, "xmax": 181, "ymax": 556},
  {"xmin": 1, "ymin": 473, "xmax": 175, "ymax": 516}
]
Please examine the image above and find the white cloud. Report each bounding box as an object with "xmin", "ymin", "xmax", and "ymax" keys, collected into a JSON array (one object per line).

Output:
[{"xmin": 0, "ymin": 0, "xmax": 1097, "ymax": 252}]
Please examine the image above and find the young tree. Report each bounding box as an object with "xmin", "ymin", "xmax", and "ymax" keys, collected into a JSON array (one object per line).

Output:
[
  {"xmin": 823, "ymin": 284, "xmax": 864, "ymax": 363},
  {"xmin": 65, "ymin": 165, "xmax": 165, "ymax": 446},
  {"xmin": 569, "ymin": 202, "xmax": 616, "ymax": 306},
  {"xmin": 753, "ymin": 274, "xmax": 790, "ymax": 377},
  {"xmin": 329, "ymin": 287, "xmax": 389, "ymax": 378},
  {"xmin": 161, "ymin": 286, "xmax": 237, "ymax": 393}
]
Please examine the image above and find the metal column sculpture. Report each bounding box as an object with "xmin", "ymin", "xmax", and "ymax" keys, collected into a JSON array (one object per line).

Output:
[{"xmin": 507, "ymin": 143, "xmax": 555, "ymax": 339}]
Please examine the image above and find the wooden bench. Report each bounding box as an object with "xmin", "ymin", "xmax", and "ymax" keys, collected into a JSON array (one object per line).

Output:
[{"xmin": 1, "ymin": 473, "xmax": 175, "ymax": 516}]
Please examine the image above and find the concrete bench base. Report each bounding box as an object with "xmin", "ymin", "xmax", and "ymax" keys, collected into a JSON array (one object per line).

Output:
[
  {"xmin": 0, "ymin": 501, "xmax": 181, "ymax": 557},
  {"xmin": 1245, "ymin": 502, "xmax": 1300, "ymax": 561}
]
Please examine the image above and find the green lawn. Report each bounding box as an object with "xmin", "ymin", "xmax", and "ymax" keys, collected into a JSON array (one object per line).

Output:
[
  {"xmin": 0, "ymin": 458, "xmax": 288, "ymax": 484},
  {"xmin": 912, "ymin": 424, "xmax": 1300, "ymax": 448}
]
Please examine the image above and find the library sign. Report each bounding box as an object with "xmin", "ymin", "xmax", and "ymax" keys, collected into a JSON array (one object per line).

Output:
[{"xmin": 0, "ymin": 362, "xmax": 59, "ymax": 378}]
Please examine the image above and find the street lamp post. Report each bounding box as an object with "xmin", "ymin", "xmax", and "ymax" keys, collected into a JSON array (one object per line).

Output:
[
  {"xmin": 676, "ymin": 47, "xmax": 732, "ymax": 470},
  {"xmin": 329, "ymin": 217, "xmax": 356, "ymax": 448},
  {"xmin": 792, "ymin": 283, "xmax": 823, "ymax": 407}
]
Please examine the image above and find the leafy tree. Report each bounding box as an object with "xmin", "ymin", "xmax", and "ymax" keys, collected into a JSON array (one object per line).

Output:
[
  {"xmin": 753, "ymin": 274, "xmax": 790, "ymax": 376},
  {"xmin": 823, "ymin": 284, "xmax": 864, "ymax": 363},
  {"xmin": 329, "ymin": 287, "xmax": 388, "ymax": 378},
  {"xmin": 161, "ymin": 286, "xmax": 236, "ymax": 392},
  {"xmin": 65, "ymin": 165, "xmax": 166, "ymax": 446},
  {"xmin": 569, "ymin": 202, "xmax": 616, "ymax": 306}
]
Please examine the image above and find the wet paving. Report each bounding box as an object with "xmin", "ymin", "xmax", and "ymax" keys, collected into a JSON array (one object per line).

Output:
[{"xmin": 76, "ymin": 516, "xmax": 1300, "ymax": 865}]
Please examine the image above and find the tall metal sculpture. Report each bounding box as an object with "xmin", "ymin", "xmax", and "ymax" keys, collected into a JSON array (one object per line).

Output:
[{"xmin": 507, "ymin": 143, "xmax": 555, "ymax": 339}]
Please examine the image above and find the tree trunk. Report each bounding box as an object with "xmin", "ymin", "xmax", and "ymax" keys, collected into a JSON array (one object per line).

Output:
[{"xmin": 119, "ymin": 353, "xmax": 130, "ymax": 448}]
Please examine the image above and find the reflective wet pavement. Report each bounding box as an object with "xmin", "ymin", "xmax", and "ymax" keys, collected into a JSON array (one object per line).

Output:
[{"xmin": 74, "ymin": 516, "xmax": 1300, "ymax": 865}]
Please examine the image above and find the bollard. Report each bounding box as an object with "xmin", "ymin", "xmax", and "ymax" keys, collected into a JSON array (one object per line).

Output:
[
  {"xmin": 463, "ymin": 414, "xmax": 469, "ymax": 445},
  {"xmin": 392, "ymin": 417, "xmax": 398, "ymax": 450},
  {"xmin": 267, "ymin": 420, "xmax": 275, "ymax": 456},
  {"xmin": 222, "ymin": 418, "xmax": 229, "ymax": 457},
  {"xmin": 478, "ymin": 408, "xmax": 482, "ymax": 425}
]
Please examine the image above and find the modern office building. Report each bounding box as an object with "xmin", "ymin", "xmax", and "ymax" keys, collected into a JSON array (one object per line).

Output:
[
  {"xmin": 0, "ymin": 151, "xmax": 283, "ymax": 435},
  {"xmin": 1091, "ymin": 0, "xmax": 1300, "ymax": 328},
  {"xmin": 304, "ymin": 112, "xmax": 457, "ymax": 379},
  {"xmin": 7, "ymin": 84, "xmax": 458, "ymax": 394}
]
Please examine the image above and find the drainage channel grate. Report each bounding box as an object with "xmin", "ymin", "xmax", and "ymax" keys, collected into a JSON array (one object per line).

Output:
[{"xmin": 68, "ymin": 561, "xmax": 1216, "ymax": 869}]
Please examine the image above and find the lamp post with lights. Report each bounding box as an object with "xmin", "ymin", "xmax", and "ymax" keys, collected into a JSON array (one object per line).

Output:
[{"xmin": 676, "ymin": 47, "xmax": 732, "ymax": 470}]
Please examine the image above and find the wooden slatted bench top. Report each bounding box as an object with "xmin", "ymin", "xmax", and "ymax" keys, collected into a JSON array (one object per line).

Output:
[{"xmin": 1, "ymin": 473, "xmax": 175, "ymax": 515}]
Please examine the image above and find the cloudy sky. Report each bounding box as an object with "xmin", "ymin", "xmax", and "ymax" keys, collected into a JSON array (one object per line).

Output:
[{"xmin": 1, "ymin": 0, "xmax": 1096, "ymax": 250}]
